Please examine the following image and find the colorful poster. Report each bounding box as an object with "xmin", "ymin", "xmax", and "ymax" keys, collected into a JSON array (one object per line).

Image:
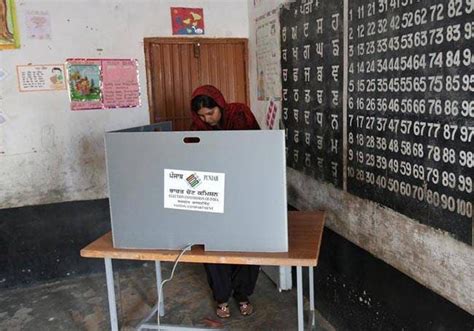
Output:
[
  {"xmin": 67, "ymin": 60, "xmax": 102, "ymax": 110},
  {"xmin": 0, "ymin": 0, "xmax": 20, "ymax": 49},
  {"xmin": 16, "ymin": 64, "xmax": 66, "ymax": 92},
  {"xmin": 171, "ymin": 7, "xmax": 204, "ymax": 35},
  {"xmin": 25, "ymin": 10, "xmax": 51, "ymax": 40},
  {"xmin": 102, "ymin": 59, "xmax": 140, "ymax": 108},
  {"xmin": 66, "ymin": 58, "xmax": 141, "ymax": 111}
]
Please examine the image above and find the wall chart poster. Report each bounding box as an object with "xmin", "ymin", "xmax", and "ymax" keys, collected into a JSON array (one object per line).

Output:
[
  {"xmin": 66, "ymin": 58, "xmax": 140, "ymax": 111},
  {"xmin": 170, "ymin": 7, "xmax": 204, "ymax": 35},
  {"xmin": 256, "ymin": 8, "xmax": 282, "ymax": 102},
  {"xmin": 25, "ymin": 10, "xmax": 51, "ymax": 40},
  {"xmin": 280, "ymin": 0, "xmax": 344, "ymax": 188},
  {"xmin": 0, "ymin": 0, "xmax": 20, "ymax": 49},
  {"xmin": 16, "ymin": 64, "xmax": 66, "ymax": 92}
]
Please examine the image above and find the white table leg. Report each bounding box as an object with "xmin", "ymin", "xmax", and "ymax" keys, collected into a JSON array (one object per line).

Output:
[
  {"xmin": 105, "ymin": 258, "xmax": 118, "ymax": 331},
  {"xmin": 309, "ymin": 266, "xmax": 314, "ymax": 311},
  {"xmin": 296, "ymin": 266, "xmax": 304, "ymax": 331},
  {"xmin": 309, "ymin": 266, "xmax": 316, "ymax": 327},
  {"xmin": 155, "ymin": 261, "xmax": 165, "ymax": 316}
]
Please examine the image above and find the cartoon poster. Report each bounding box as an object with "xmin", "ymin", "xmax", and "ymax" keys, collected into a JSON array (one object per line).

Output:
[
  {"xmin": 25, "ymin": 10, "xmax": 51, "ymax": 40},
  {"xmin": 0, "ymin": 0, "xmax": 20, "ymax": 49},
  {"xmin": 171, "ymin": 7, "xmax": 204, "ymax": 35},
  {"xmin": 66, "ymin": 60, "xmax": 102, "ymax": 110},
  {"xmin": 16, "ymin": 64, "xmax": 66, "ymax": 92},
  {"xmin": 66, "ymin": 58, "xmax": 141, "ymax": 111}
]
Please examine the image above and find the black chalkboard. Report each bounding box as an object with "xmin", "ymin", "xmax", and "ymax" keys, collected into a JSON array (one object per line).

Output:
[
  {"xmin": 279, "ymin": 0, "xmax": 473, "ymax": 245},
  {"xmin": 347, "ymin": 0, "xmax": 473, "ymax": 244},
  {"xmin": 280, "ymin": 0, "xmax": 344, "ymax": 188}
]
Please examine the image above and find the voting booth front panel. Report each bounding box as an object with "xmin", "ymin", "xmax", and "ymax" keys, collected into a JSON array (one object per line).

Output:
[{"xmin": 104, "ymin": 129, "xmax": 288, "ymax": 252}]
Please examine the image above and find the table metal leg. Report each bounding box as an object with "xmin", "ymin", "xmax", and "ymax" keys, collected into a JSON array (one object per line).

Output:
[
  {"xmin": 105, "ymin": 258, "xmax": 119, "ymax": 331},
  {"xmin": 296, "ymin": 266, "xmax": 304, "ymax": 331},
  {"xmin": 155, "ymin": 261, "xmax": 165, "ymax": 317},
  {"xmin": 309, "ymin": 267, "xmax": 314, "ymax": 311},
  {"xmin": 309, "ymin": 266, "xmax": 316, "ymax": 327}
]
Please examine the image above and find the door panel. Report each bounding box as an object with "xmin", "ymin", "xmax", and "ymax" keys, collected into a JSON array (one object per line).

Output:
[
  {"xmin": 199, "ymin": 42, "xmax": 247, "ymax": 105},
  {"xmin": 145, "ymin": 38, "xmax": 248, "ymax": 131}
]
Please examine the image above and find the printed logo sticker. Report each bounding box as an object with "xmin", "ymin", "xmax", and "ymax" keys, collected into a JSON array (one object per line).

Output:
[
  {"xmin": 186, "ymin": 173, "xmax": 202, "ymax": 188},
  {"xmin": 164, "ymin": 169, "xmax": 225, "ymax": 213}
]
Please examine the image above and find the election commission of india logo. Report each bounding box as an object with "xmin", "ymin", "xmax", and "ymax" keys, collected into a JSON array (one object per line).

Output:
[{"xmin": 186, "ymin": 173, "xmax": 202, "ymax": 188}]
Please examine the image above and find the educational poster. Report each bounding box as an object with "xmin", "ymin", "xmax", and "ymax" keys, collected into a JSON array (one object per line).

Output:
[
  {"xmin": 170, "ymin": 7, "xmax": 204, "ymax": 35},
  {"xmin": 255, "ymin": 8, "xmax": 281, "ymax": 101},
  {"xmin": 0, "ymin": 0, "xmax": 20, "ymax": 49},
  {"xmin": 16, "ymin": 64, "xmax": 66, "ymax": 92},
  {"xmin": 102, "ymin": 59, "xmax": 140, "ymax": 108},
  {"xmin": 164, "ymin": 169, "xmax": 225, "ymax": 214},
  {"xmin": 66, "ymin": 58, "xmax": 140, "ymax": 111},
  {"xmin": 25, "ymin": 10, "xmax": 51, "ymax": 40},
  {"xmin": 67, "ymin": 59, "xmax": 102, "ymax": 110}
]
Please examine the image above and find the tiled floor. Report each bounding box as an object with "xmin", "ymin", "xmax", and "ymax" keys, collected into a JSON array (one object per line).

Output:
[{"xmin": 0, "ymin": 262, "xmax": 334, "ymax": 330}]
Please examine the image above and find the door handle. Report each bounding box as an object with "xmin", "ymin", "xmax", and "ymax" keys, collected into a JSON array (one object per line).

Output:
[{"xmin": 193, "ymin": 43, "xmax": 200, "ymax": 58}]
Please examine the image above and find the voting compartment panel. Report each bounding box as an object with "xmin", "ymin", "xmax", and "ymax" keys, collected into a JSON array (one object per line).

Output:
[{"xmin": 105, "ymin": 130, "xmax": 288, "ymax": 252}]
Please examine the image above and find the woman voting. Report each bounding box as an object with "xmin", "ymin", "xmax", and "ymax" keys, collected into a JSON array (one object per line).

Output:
[{"xmin": 190, "ymin": 85, "xmax": 260, "ymax": 318}]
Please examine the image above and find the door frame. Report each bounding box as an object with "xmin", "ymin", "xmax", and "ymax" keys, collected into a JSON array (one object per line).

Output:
[{"xmin": 144, "ymin": 37, "xmax": 249, "ymax": 125}]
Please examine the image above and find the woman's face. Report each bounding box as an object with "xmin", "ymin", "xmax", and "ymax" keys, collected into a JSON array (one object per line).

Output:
[{"xmin": 197, "ymin": 106, "xmax": 221, "ymax": 126}]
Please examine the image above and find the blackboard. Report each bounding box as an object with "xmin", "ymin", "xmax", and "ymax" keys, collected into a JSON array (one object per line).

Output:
[
  {"xmin": 280, "ymin": 0, "xmax": 344, "ymax": 188},
  {"xmin": 279, "ymin": 0, "xmax": 473, "ymax": 245},
  {"xmin": 347, "ymin": 0, "xmax": 473, "ymax": 244}
]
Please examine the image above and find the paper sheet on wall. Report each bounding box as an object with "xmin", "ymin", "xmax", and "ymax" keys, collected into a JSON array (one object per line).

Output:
[
  {"xmin": 16, "ymin": 64, "xmax": 66, "ymax": 92},
  {"xmin": 255, "ymin": 8, "xmax": 282, "ymax": 102},
  {"xmin": 102, "ymin": 59, "xmax": 140, "ymax": 108},
  {"xmin": 25, "ymin": 10, "xmax": 51, "ymax": 39},
  {"xmin": 66, "ymin": 59, "xmax": 102, "ymax": 110}
]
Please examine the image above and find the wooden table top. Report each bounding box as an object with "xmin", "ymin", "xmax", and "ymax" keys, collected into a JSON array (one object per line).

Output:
[{"xmin": 80, "ymin": 211, "xmax": 325, "ymax": 267}]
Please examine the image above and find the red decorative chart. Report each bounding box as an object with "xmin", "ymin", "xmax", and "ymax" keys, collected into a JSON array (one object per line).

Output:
[
  {"xmin": 171, "ymin": 7, "xmax": 204, "ymax": 35},
  {"xmin": 266, "ymin": 99, "xmax": 278, "ymax": 130}
]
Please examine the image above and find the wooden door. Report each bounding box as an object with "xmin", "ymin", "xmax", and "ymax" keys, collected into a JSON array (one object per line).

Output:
[{"xmin": 144, "ymin": 38, "xmax": 248, "ymax": 131}]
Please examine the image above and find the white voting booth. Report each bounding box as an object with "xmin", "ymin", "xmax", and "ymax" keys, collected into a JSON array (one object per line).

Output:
[{"xmin": 105, "ymin": 125, "xmax": 288, "ymax": 253}]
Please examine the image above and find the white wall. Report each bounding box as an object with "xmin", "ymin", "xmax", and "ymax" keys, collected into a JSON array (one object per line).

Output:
[
  {"xmin": 0, "ymin": 0, "xmax": 248, "ymax": 209},
  {"xmin": 247, "ymin": 0, "xmax": 473, "ymax": 314}
]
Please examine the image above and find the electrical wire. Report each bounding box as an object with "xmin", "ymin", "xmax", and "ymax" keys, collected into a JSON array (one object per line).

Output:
[{"xmin": 156, "ymin": 243, "xmax": 194, "ymax": 328}]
